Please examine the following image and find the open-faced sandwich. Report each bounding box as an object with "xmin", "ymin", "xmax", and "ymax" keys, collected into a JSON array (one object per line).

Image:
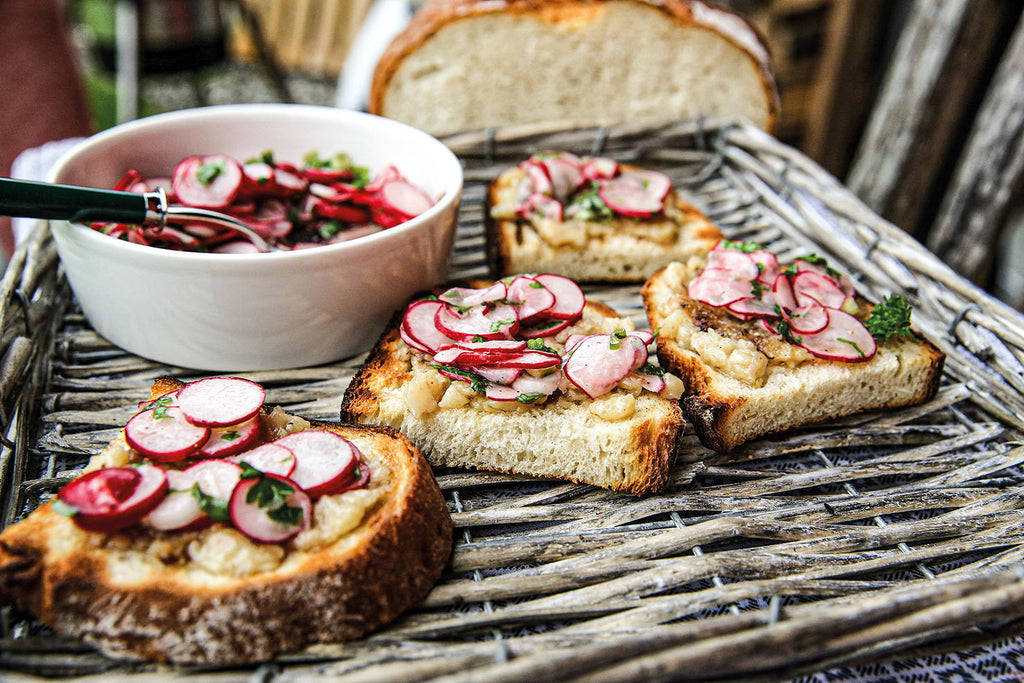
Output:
[
  {"xmin": 0, "ymin": 377, "xmax": 452, "ymax": 665},
  {"xmin": 341, "ymin": 274, "xmax": 686, "ymax": 495},
  {"xmin": 487, "ymin": 151, "xmax": 724, "ymax": 282},
  {"xmin": 643, "ymin": 241, "xmax": 946, "ymax": 451}
]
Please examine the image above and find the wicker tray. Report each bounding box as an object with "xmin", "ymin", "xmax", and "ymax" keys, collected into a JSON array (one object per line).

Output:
[{"xmin": 3, "ymin": 119, "xmax": 1024, "ymax": 681}]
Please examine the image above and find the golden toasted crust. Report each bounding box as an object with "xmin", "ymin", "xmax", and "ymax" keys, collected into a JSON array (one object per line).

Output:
[
  {"xmin": 485, "ymin": 163, "xmax": 725, "ymax": 282},
  {"xmin": 0, "ymin": 380, "xmax": 453, "ymax": 665},
  {"xmin": 643, "ymin": 264, "xmax": 946, "ymax": 451},
  {"xmin": 341, "ymin": 298, "xmax": 685, "ymax": 495},
  {"xmin": 370, "ymin": 0, "xmax": 780, "ymax": 133}
]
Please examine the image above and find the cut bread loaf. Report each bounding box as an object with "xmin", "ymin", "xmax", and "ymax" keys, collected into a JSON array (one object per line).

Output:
[
  {"xmin": 487, "ymin": 154, "xmax": 724, "ymax": 282},
  {"xmin": 643, "ymin": 258, "xmax": 946, "ymax": 452},
  {"xmin": 370, "ymin": 0, "xmax": 780, "ymax": 136},
  {"xmin": 341, "ymin": 279, "xmax": 686, "ymax": 495},
  {"xmin": 0, "ymin": 378, "xmax": 452, "ymax": 665}
]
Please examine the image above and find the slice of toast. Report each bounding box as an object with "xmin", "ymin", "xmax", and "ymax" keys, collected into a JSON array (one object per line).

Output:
[
  {"xmin": 643, "ymin": 257, "xmax": 945, "ymax": 452},
  {"xmin": 0, "ymin": 378, "xmax": 452, "ymax": 665},
  {"xmin": 487, "ymin": 155, "xmax": 724, "ymax": 282},
  {"xmin": 341, "ymin": 280, "xmax": 686, "ymax": 495}
]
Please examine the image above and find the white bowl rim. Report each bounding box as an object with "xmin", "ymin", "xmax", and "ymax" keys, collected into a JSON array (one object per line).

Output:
[{"xmin": 46, "ymin": 103, "xmax": 463, "ymax": 264}]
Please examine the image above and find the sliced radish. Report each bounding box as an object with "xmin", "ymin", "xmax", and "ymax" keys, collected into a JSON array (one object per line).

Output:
[
  {"xmin": 635, "ymin": 371, "xmax": 666, "ymax": 393},
  {"xmin": 269, "ymin": 167, "xmax": 308, "ymax": 195},
  {"xmin": 379, "ymin": 179, "xmax": 433, "ymax": 218},
  {"xmin": 197, "ymin": 415, "xmax": 261, "ymax": 458},
  {"xmin": 750, "ymin": 250, "xmax": 781, "ymax": 284},
  {"xmin": 728, "ymin": 292, "xmax": 778, "ymax": 319},
  {"xmin": 519, "ymin": 160, "xmax": 553, "ymax": 196},
  {"xmin": 581, "ymin": 157, "xmax": 619, "ymax": 180},
  {"xmin": 229, "ymin": 474, "xmax": 310, "ymax": 543},
  {"xmin": 628, "ymin": 330, "xmax": 655, "ymax": 346},
  {"xmin": 441, "ymin": 349, "xmax": 561, "ymax": 370},
  {"xmin": 484, "ymin": 385, "xmax": 521, "ymax": 401},
  {"xmin": 125, "ymin": 406, "xmax": 211, "ymax": 462},
  {"xmin": 229, "ymin": 442, "xmax": 297, "ymax": 477},
  {"xmin": 465, "ymin": 365, "xmax": 522, "ymax": 385},
  {"xmin": 439, "ymin": 339, "xmax": 527, "ymax": 353},
  {"xmin": 533, "ymin": 274, "xmax": 585, "ymax": 320},
  {"xmin": 792, "ymin": 271, "xmax": 847, "ymax": 309},
  {"xmin": 242, "ymin": 161, "xmax": 275, "ymax": 191},
  {"xmin": 511, "ymin": 370, "xmax": 562, "ymax": 397},
  {"xmin": 185, "ymin": 459, "xmax": 243, "ymax": 500},
  {"xmin": 564, "ymin": 334, "xmax": 587, "ymax": 353},
  {"xmin": 273, "ymin": 430, "xmax": 359, "ymax": 498},
  {"xmin": 785, "ymin": 304, "xmax": 829, "ymax": 334},
  {"xmin": 365, "ymin": 164, "xmax": 402, "ymax": 193},
  {"xmin": 598, "ymin": 177, "xmax": 663, "ymax": 217},
  {"xmin": 506, "ymin": 276, "xmax": 555, "ymax": 324},
  {"xmin": 617, "ymin": 170, "xmax": 671, "ymax": 201},
  {"xmin": 563, "ymin": 334, "xmax": 647, "ymax": 399},
  {"xmin": 312, "ymin": 200, "xmax": 370, "ymax": 223},
  {"xmin": 435, "ymin": 302, "xmax": 520, "ymax": 341},
  {"xmin": 144, "ymin": 469, "xmax": 209, "ymax": 532},
  {"xmin": 172, "ymin": 155, "xmax": 243, "ymax": 209},
  {"xmin": 332, "ymin": 460, "xmax": 371, "ymax": 494},
  {"xmin": 519, "ymin": 317, "xmax": 573, "ymax": 339},
  {"xmin": 794, "ymin": 259, "xmax": 856, "ymax": 297},
  {"xmin": 176, "ymin": 377, "xmax": 266, "ymax": 428},
  {"xmin": 402, "ymin": 299, "xmax": 453, "ymax": 354},
  {"xmin": 772, "ymin": 273, "xmax": 797, "ymax": 312},
  {"xmin": 518, "ymin": 192, "xmax": 563, "ymax": 221},
  {"xmin": 705, "ymin": 248, "xmax": 761, "ymax": 280},
  {"xmin": 439, "ymin": 282, "xmax": 507, "ymax": 308},
  {"xmin": 56, "ymin": 464, "xmax": 168, "ymax": 533},
  {"xmin": 688, "ymin": 273, "xmax": 753, "ymax": 308},
  {"xmin": 541, "ymin": 158, "xmax": 584, "ymax": 202},
  {"xmin": 796, "ymin": 308, "xmax": 877, "ymax": 362}
]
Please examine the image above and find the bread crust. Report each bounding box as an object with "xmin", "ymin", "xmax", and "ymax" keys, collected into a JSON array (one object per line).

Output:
[
  {"xmin": 485, "ymin": 163, "xmax": 724, "ymax": 282},
  {"xmin": 370, "ymin": 0, "xmax": 780, "ymax": 134},
  {"xmin": 643, "ymin": 263, "xmax": 946, "ymax": 451},
  {"xmin": 0, "ymin": 381, "xmax": 453, "ymax": 665},
  {"xmin": 341, "ymin": 298, "xmax": 685, "ymax": 495}
]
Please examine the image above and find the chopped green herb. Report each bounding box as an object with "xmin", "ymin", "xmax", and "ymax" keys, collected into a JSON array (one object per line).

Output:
[
  {"xmin": 609, "ymin": 328, "xmax": 628, "ymax": 350},
  {"xmin": 516, "ymin": 393, "xmax": 547, "ymax": 404},
  {"xmin": 837, "ymin": 338, "xmax": 866, "ymax": 357},
  {"xmin": 52, "ymin": 498, "xmax": 78, "ymax": 518},
  {"xmin": 566, "ymin": 181, "xmax": 613, "ymax": 221},
  {"xmin": 529, "ymin": 281, "xmax": 545, "ymax": 289},
  {"xmin": 318, "ymin": 221, "xmax": 343, "ymax": 239},
  {"xmin": 246, "ymin": 472, "xmax": 296, "ymax": 512},
  {"xmin": 147, "ymin": 395, "xmax": 174, "ymax": 419},
  {"xmin": 196, "ymin": 159, "xmax": 227, "ymax": 186},
  {"xmin": 775, "ymin": 319, "xmax": 802, "ymax": 345},
  {"xmin": 472, "ymin": 335, "xmax": 487, "ymax": 343},
  {"xmin": 350, "ymin": 166, "xmax": 370, "ymax": 189},
  {"xmin": 419, "ymin": 294, "xmax": 440, "ymax": 302},
  {"xmin": 268, "ymin": 504, "xmax": 304, "ymax": 526},
  {"xmin": 527, "ymin": 338, "xmax": 557, "ymax": 354},
  {"xmin": 239, "ymin": 461, "xmax": 262, "ymax": 479},
  {"xmin": 721, "ymin": 239, "xmax": 763, "ymax": 253},
  {"xmin": 864, "ymin": 294, "xmax": 913, "ymax": 342},
  {"xmin": 490, "ymin": 319, "xmax": 515, "ymax": 333},
  {"xmin": 750, "ymin": 281, "xmax": 769, "ymax": 298},
  {"xmin": 192, "ymin": 484, "xmax": 231, "ymax": 522},
  {"xmin": 502, "ymin": 298, "xmax": 525, "ymax": 306},
  {"xmin": 641, "ymin": 363, "xmax": 666, "ymax": 377},
  {"xmin": 221, "ymin": 431, "xmax": 241, "ymax": 442},
  {"xmin": 428, "ymin": 363, "xmax": 489, "ymax": 393}
]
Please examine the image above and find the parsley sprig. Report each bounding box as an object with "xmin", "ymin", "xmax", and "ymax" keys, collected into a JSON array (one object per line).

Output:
[
  {"xmin": 864, "ymin": 295, "xmax": 913, "ymax": 342},
  {"xmin": 240, "ymin": 462, "xmax": 304, "ymax": 526}
]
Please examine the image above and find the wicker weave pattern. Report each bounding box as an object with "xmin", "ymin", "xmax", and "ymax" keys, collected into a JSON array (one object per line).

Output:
[{"xmin": 2, "ymin": 119, "xmax": 1024, "ymax": 680}]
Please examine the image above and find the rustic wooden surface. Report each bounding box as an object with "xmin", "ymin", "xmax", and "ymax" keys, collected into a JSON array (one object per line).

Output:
[{"xmin": 2, "ymin": 119, "xmax": 1024, "ymax": 681}]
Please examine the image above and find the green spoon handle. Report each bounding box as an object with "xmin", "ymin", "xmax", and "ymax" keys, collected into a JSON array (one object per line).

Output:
[{"xmin": 0, "ymin": 177, "xmax": 155, "ymax": 225}]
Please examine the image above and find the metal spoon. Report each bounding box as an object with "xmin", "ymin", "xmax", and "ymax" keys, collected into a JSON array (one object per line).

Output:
[{"xmin": 0, "ymin": 177, "xmax": 275, "ymax": 252}]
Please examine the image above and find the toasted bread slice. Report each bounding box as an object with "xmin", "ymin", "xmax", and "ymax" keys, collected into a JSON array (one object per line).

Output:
[
  {"xmin": 487, "ymin": 161, "xmax": 724, "ymax": 283},
  {"xmin": 0, "ymin": 378, "xmax": 452, "ymax": 665},
  {"xmin": 643, "ymin": 260, "xmax": 945, "ymax": 451},
  {"xmin": 341, "ymin": 291, "xmax": 685, "ymax": 495}
]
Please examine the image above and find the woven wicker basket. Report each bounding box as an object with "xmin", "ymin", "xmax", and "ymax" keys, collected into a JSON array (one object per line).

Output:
[{"xmin": 3, "ymin": 119, "xmax": 1024, "ymax": 681}]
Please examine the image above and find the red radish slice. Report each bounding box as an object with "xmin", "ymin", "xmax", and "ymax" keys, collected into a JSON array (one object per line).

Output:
[
  {"xmin": 198, "ymin": 415, "xmax": 261, "ymax": 458},
  {"xmin": 598, "ymin": 177, "xmax": 663, "ymax": 216},
  {"xmin": 628, "ymin": 330, "xmax": 655, "ymax": 346},
  {"xmin": 465, "ymin": 365, "xmax": 522, "ymax": 385},
  {"xmin": 484, "ymin": 385, "xmax": 521, "ymax": 401},
  {"xmin": 792, "ymin": 271, "xmax": 847, "ymax": 309},
  {"xmin": 581, "ymin": 157, "xmax": 619, "ymax": 180},
  {"xmin": 785, "ymin": 304, "xmax": 829, "ymax": 334},
  {"xmin": 448, "ymin": 349, "xmax": 561, "ymax": 369},
  {"xmin": 185, "ymin": 459, "xmax": 243, "ymax": 501},
  {"xmin": 176, "ymin": 377, "xmax": 266, "ymax": 428},
  {"xmin": 541, "ymin": 158, "xmax": 584, "ymax": 201},
  {"xmin": 312, "ymin": 200, "xmax": 370, "ymax": 223},
  {"xmin": 518, "ymin": 192, "xmax": 563, "ymax": 221},
  {"xmin": 114, "ymin": 170, "xmax": 143, "ymax": 191},
  {"xmin": 750, "ymin": 250, "xmax": 781, "ymax": 284},
  {"xmin": 400, "ymin": 324, "xmax": 432, "ymax": 354},
  {"xmin": 519, "ymin": 317, "xmax": 572, "ymax": 339},
  {"xmin": 636, "ymin": 371, "xmax": 666, "ymax": 393},
  {"xmin": 435, "ymin": 302, "xmax": 520, "ymax": 341},
  {"xmin": 402, "ymin": 300, "xmax": 453, "ymax": 354},
  {"xmin": 126, "ymin": 406, "xmax": 210, "ymax": 462},
  {"xmin": 564, "ymin": 334, "xmax": 586, "ymax": 353},
  {"xmin": 728, "ymin": 292, "xmax": 778, "ymax": 319},
  {"xmin": 563, "ymin": 334, "xmax": 647, "ymax": 399},
  {"xmin": 706, "ymin": 248, "xmax": 761, "ymax": 280},
  {"xmin": 138, "ymin": 390, "xmax": 179, "ymax": 411},
  {"xmin": 172, "ymin": 155, "xmax": 244, "ymax": 209},
  {"xmin": 618, "ymin": 170, "xmax": 671, "ymax": 200},
  {"xmin": 506, "ymin": 276, "xmax": 555, "ymax": 324},
  {"xmin": 533, "ymin": 274, "xmax": 585, "ymax": 320},
  {"xmin": 440, "ymin": 339, "xmax": 527, "ymax": 353},
  {"xmin": 772, "ymin": 273, "xmax": 797, "ymax": 312},
  {"xmin": 519, "ymin": 160, "xmax": 553, "ymax": 195},
  {"xmin": 688, "ymin": 274, "xmax": 753, "ymax": 308},
  {"xmin": 511, "ymin": 370, "xmax": 562, "ymax": 396},
  {"xmin": 365, "ymin": 164, "xmax": 402, "ymax": 192},
  {"xmin": 229, "ymin": 474, "xmax": 310, "ymax": 543},
  {"xmin": 439, "ymin": 282, "xmax": 507, "ymax": 308},
  {"xmin": 795, "ymin": 259, "xmax": 856, "ymax": 297},
  {"xmin": 56, "ymin": 464, "xmax": 168, "ymax": 533},
  {"xmin": 796, "ymin": 308, "xmax": 877, "ymax": 362},
  {"xmin": 380, "ymin": 179, "xmax": 433, "ymax": 218},
  {"xmin": 762, "ymin": 318, "xmax": 780, "ymax": 335},
  {"xmin": 273, "ymin": 430, "xmax": 359, "ymax": 498},
  {"xmin": 332, "ymin": 460, "xmax": 371, "ymax": 494},
  {"xmin": 302, "ymin": 167, "xmax": 351, "ymax": 184},
  {"xmin": 242, "ymin": 161, "xmax": 275, "ymax": 191},
  {"xmin": 144, "ymin": 468, "xmax": 210, "ymax": 532},
  {"xmin": 229, "ymin": 442, "xmax": 297, "ymax": 477},
  {"xmin": 269, "ymin": 167, "xmax": 308, "ymax": 195}
]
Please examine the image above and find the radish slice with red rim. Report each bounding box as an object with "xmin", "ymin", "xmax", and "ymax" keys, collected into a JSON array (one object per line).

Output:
[
  {"xmin": 439, "ymin": 282, "xmax": 507, "ymax": 308},
  {"xmin": 126, "ymin": 406, "xmax": 210, "ymax": 462},
  {"xmin": 197, "ymin": 415, "xmax": 261, "ymax": 458},
  {"xmin": 229, "ymin": 442, "xmax": 297, "ymax": 477},
  {"xmin": 506, "ymin": 276, "xmax": 555, "ymax": 324},
  {"xmin": 634, "ymin": 370, "xmax": 666, "ymax": 393},
  {"xmin": 402, "ymin": 299, "xmax": 453, "ymax": 353},
  {"xmin": 379, "ymin": 179, "xmax": 434, "ymax": 218},
  {"xmin": 435, "ymin": 302, "xmax": 519, "ymax": 341},
  {"xmin": 563, "ymin": 334, "xmax": 647, "ymax": 399},
  {"xmin": 144, "ymin": 469, "xmax": 210, "ymax": 532},
  {"xmin": 519, "ymin": 317, "xmax": 572, "ymax": 339},
  {"xmin": 750, "ymin": 250, "xmax": 781, "ymax": 284},
  {"xmin": 518, "ymin": 192, "xmax": 563, "ymax": 221},
  {"xmin": 598, "ymin": 177, "xmax": 663, "ymax": 217},
  {"xmin": 172, "ymin": 155, "xmax": 244, "ymax": 209},
  {"xmin": 785, "ymin": 304, "xmax": 829, "ymax": 334},
  {"xmin": 511, "ymin": 370, "xmax": 562, "ymax": 397},
  {"xmin": 332, "ymin": 460, "xmax": 372, "ymax": 494},
  {"xmin": 705, "ymin": 248, "xmax": 761, "ymax": 280},
  {"xmin": 616, "ymin": 170, "xmax": 671, "ymax": 202},
  {"xmin": 728, "ymin": 292, "xmax": 778, "ymax": 319},
  {"xmin": 688, "ymin": 273, "xmax": 753, "ymax": 308},
  {"xmin": 186, "ymin": 459, "xmax": 243, "ymax": 500},
  {"xmin": 519, "ymin": 160, "xmax": 553, "ymax": 195},
  {"xmin": 796, "ymin": 308, "xmax": 877, "ymax": 362},
  {"xmin": 581, "ymin": 157, "xmax": 619, "ymax": 180},
  {"xmin": 533, "ymin": 274, "xmax": 585, "ymax": 321},
  {"xmin": 56, "ymin": 464, "xmax": 169, "ymax": 533},
  {"xmin": 273, "ymin": 430, "xmax": 359, "ymax": 498},
  {"xmin": 792, "ymin": 271, "xmax": 847, "ymax": 309},
  {"xmin": 541, "ymin": 158, "xmax": 584, "ymax": 202},
  {"xmin": 465, "ymin": 365, "xmax": 522, "ymax": 385},
  {"xmin": 484, "ymin": 385, "xmax": 521, "ymax": 401},
  {"xmin": 440, "ymin": 339, "xmax": 527, "ymax": 353},
  {"xmin": 229, "ymin": 473, "xmax": 310, "ymax": 543},
  {"xmin": 176, "ymin": 377, "xmax": 266, "ymax": 428},
  {"xmin": 772, "ymin": 273, "xmax": 797, "ymax": 312}
]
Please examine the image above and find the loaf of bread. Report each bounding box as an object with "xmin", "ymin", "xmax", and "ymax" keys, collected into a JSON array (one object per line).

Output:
[
  {"xmin": 0, "ymin": 378, "xmax": 452, "ymax": 665},
  {"xmin": 341, "ymin": 276, "xmax": 686, "ymax": 494},
  {"xmin": 487, "ymin": 152, "xmax": 724, "ymax": 282},
  {"xmin": 643, "ymin": 249, "xmax": 945, "ymax": 451},
  {"xmin": 370, "ymin": 0, "xmax": 780, "ymax": 136}
]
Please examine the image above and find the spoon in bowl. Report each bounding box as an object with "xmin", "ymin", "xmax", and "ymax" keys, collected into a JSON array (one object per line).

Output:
[{"xmin": 0, "ymin": 177, "xmax": 276, "ymax": 252}]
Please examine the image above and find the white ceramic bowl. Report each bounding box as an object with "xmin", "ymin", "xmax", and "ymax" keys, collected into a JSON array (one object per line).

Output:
[{"xmin": 48, "ymin": 104, "xmax": 462, "ymax": 371}]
